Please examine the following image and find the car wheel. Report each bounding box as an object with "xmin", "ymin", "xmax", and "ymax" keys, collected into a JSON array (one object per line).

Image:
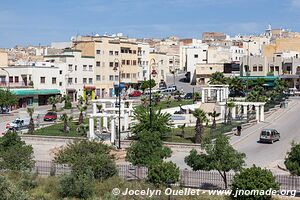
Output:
[{"xmin": 271, "ymin": 140, "xmax": 274, "ymax": 144}]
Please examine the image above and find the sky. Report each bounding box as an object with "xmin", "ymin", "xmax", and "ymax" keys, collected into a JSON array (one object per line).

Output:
[{"xmin": 1, "ymin": 0, "xmax": 300, "ymax": 47}]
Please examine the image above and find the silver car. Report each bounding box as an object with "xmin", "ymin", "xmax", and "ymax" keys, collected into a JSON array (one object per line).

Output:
[{"xmin": 259, "ymin": 129, "xmax": 280, "ymax": 144}]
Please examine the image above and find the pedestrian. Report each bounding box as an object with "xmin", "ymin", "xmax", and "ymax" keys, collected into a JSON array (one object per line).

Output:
[{"xmin": 236, "ymin": 125, "xmax": 242, "ymax": 136}]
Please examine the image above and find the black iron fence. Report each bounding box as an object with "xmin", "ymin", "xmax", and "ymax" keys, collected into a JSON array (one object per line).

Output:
[{"xmin": 33, "ymin": 161, "xmax": 300, "ymax": 192}]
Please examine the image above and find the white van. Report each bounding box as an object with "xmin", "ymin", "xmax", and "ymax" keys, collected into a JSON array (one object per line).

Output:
[{"xmin": 6, "ymin": 118, "xmax": 30, "ymax": 130}]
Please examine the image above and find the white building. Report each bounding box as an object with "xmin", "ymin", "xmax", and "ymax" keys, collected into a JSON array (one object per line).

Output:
[{"xmin": 138, "ymin": 42, "xmax": 150, "ymax": 81}]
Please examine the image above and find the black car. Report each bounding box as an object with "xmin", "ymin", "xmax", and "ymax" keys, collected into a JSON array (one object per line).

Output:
[{"xmin": 184, "ymin": 93, "xmax": 193, "ymax": 99}]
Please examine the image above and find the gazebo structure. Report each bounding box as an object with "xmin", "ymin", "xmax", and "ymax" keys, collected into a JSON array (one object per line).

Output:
[
  {"xmin": 88, "ymin": 99, "xmax": 135, "ymax": 143},
  {"xmin": 218, "ymin": 101, "xmax": 266, "ymax": 122},
  {"xmin": 201, "ymin": 85, "xmax": 230, "ymax": 103}
]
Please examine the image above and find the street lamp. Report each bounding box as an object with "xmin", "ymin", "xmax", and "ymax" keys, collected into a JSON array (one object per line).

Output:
[
  {"xmin": 149, "ymin": 58, "xmax": 158, "ymax": 129},
  {"xmin": 1, "ymin": 68, "xmax": 10, "ymax": 90},
  {"xmin": 113, "ymin": 58, "xmax": 122, "ymax": 149}
]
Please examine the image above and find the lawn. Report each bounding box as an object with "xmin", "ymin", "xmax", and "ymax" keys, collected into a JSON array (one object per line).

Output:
[
  {"xmin": 164, "ymin": 121, "xmax": 242, "ymax": 143},
  {"xmin": 32, "ymin": 118, "xmax": 89, "ymax": 137},
  {"xmin": 153, "ymin": 99, "xmax": 194, "ymax": 110}
]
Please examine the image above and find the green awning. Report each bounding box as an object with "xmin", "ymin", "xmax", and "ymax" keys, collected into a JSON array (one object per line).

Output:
[
  {"xmin": 239, "ymin": 76, "xmax": 279, "ymax": 81},
  {"xmin": 11, "ymin": 89, "xmax": 61, "ymax": 96}
]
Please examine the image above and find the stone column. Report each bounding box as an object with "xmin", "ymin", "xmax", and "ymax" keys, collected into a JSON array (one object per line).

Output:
[
  {"xmin": 89, "ymin": 117, "xmax": 95, "ymax": 140},
  {"xmin": 260, "ymin": 105, "xmax": 264, "ymax": 122},
  {"xmin": 202, "ymin": 89, "xmax": 205, "ymax": 103},
  {"xmin": 243, "ymin": 105, "xmax": 248, "ymax": 119},
  {"xmin": 124, "ymin": 111, "xmax": 129, "ymax": 131},
  {"xmin": 208, "ymin": 88, "xmax": 211, "ymax": 98},
  {"xmin": 96, "ymin": 117, "xmax": 101, "ymax": 133},
  {"xmin": 220, "ymin": 105, "xmax": 225, "ymax": 119},
  {"xmin": 110, "ymin": 117, "xmax": 115, "ymax": 144},
  {"xmin": 103, "ymin": 116, "xmax": 108, "ymax": 128},
  {"xmin": 232, "ymin": 106, "xmax": 236, "ymax": 119},
  {"xmin": 255, "ymin": 105, "xmax": 260, "ymax": 122},
  {"xmin": 93, "ymin": 103, "xmax": 97, "ymax": 114},
  {"xmin": 216, "ymin": 90, "xmax": 220, "ymax": 102}
]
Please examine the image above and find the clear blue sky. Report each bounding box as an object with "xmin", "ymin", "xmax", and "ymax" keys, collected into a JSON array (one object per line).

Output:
[{"xmin": 1, "ymin": 0, "xmax": 300, "ymax": 47}]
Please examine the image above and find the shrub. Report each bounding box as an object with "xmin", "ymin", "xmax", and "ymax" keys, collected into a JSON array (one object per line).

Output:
[{"xmin": 284, "ymin": 142, "xmax": 300, "ymax": 175}]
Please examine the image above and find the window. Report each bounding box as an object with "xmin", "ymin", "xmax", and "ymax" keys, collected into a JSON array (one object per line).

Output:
[
  {"xmin": 109, "ymin": 75, "xmax": 114, "ymax": 81},
  {"xmin": 89, "ymin": 78, "xmax": 93, "ymax": 84},
  {"xmin": 115, "ymin": 75, "xmax": 118, "ymax": 81},
  {"xmin": 202, "ymin": 59, "xmax": 207, "ymax": 62},
  {"xmin": 96, "ymin": 75, "xmax": 101, "ymax": 81},
  {"xmin": 133, "ymin": 50, "xmax": 136, "ymax": 54},
  {"xmin": 122, "ymin": 60, "xmax": 126, "ymax": 65},
  {"xmin": 68, "ymin": 78, "xmax": 72, "ymax": 84},
  {"xmin": 126, "ymin": 60, "xmax": 130, "ymax": 65},
  {"xmin": 259, "ymin": 65, "xmax": 263, "ymax": 71},
  {"xmin": 96, "ymin": 50, "xmax": 101, "ymax": 54},
  {"xmin": 96, "ymin": 61, "xmax": 101, "ymax": 67},
  {"xmin": 75, "ymin": 65, "xmax": 77, "ymax": 71},
  {"xmin": 132, "ymin": 60, "xmax": 137, "ymax": 65},
  {"xmin": 75, "ymin": 78, "xmax": 77, "ymax": 83},
  {"xmin": 89, "ymin": 65, "xmax": 93, "ymax": 71},
  {"xmin": 253, "ymin": 65, "xmax": 257, "ymax": 71},
  {"xmin": 109, "ymin": 51, "xmax": 113, "ymax": 55},
  {"xmin": 109, "ymin": 62, "xmax": 114, "ymax": 67},
  {"xmin": 52, "ymin": 77, "xmax": 57, "ymax": 84},
  {"xmin": 115, "ymin": 62, "xmax": 119, "ymax": 68},
  {"xmin": 194, "ymin": 54, "xmax": 198, "ymax": 58},
  {"xmin": 126, "ymin": 73, "xmax": 130, "ymax": 78},
  {"xmin": 59, "ymin": 70, "xmax": 62, "ymax": 74},
  {"xmin": 83, "ymin": 65, "xmax": 87, "ymax": 71},
  {"xmin": 115, "ymin": 51, "xmax": 119, "ymax": 55},
  {"xmin": 275, "ymin": 66, "xmax": 279, "ymax": 71},
  {"xmin": 68, "ymin": 64, "xmax": 72, "ymax": 71},
  {"xmin": 15, "ymin": 76, "xmax": 19, "ymax": 83},
  {"xmin": 40, "ymin": 77, "xmax": 45, "ymax": 84},
  {"xmin": 59, "ymin": 82, "xmax": 62, "ymax": 86},
  {"xmin": 270, "ymin": 66, "xmax": 274, "ymax": 72},
  {"xmin": 83, "ymin": 78, "xmax": 87, "ymax": 84},
  {"xmin": 203, "ymin": 50, "xmax": 207, "ymax": 52},
  {"xmin": 121, "ymin": 73, "xmax": 125, "ymax": 78}
]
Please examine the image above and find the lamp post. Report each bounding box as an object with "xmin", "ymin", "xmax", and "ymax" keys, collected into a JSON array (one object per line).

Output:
[
  {"xmin": 149, "ymin": 58, "xmax": 158, "ymax": 129},
  {"xmin": 113, "ymin": 58, "xmax": 122, "ymax": 149},
  {"xmin": 1, "ymin": 68, "xmax": 10, "ymax": 90},
  {"xmin": 243, "ymin": 39, "xmax": 252, "ymax": 91}
]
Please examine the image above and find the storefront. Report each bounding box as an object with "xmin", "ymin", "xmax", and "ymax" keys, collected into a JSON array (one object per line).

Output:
[{"xmin": 83, "ymin": 85, "xmax": 96, "ymax": 101}]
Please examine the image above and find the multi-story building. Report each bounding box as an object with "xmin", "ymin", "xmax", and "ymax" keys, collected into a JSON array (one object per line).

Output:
[
  {"xmin": 149, "ymin": 52, "xmax": 168, "ymax": 88},
  {"xmin": 0, "ymin": 51, "xmax": 8, "ymax": 67},
  {"xmin": 138, "ymin": 42, "xmax": 150, "ymax": 81}
]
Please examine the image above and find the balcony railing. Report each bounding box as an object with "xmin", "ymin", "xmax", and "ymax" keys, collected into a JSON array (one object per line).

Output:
[{"xmin": 0, "ymin": 81, "xmax": 33, "ymax": 88}]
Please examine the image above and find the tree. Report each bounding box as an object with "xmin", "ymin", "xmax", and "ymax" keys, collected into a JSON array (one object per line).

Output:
[
  {"xmin": 192, "ymin": 108, "xmax": 208, "ymax": 144},
  {"xmin": 76, "ymin": 124, "xmax": 89, "ymax": 136},
  {"xmin": 147, "ymin": 161, "xmax": 180, "ymax": 187},
  {"xmin": 0, "ymin": 131, "xmax": 35, "ymax": 171},
  {"xmin": 77, "ymin": 104, "xmax": 87, "ymax": 125},
  {"xmin": 228, "ymin": 77, "xmax": 244, "ymax": 94},
  {"xmin": 165, "ymin": 95, "xmax": 172, "ymax": 107},
  {"xmin": 140, "ymin": 97, "xmax": 148, "ymax": 107},
  {"xmin": 140, "ymin": 79, "xmax": 156, "ymax": 92},
  {"xmin": 27, "ymin": 107, "xmax": 35, "ymax": 134},
  {"xmin": 153, "ymin": 93, "xmax": 161, "ymax": 105},
  {"xmin": 230, "ymin": 166, "xmax": 279, "ymax": 200},
  {"xmin": 60, "ymin": 113, "xmax": 73, "ymax": 133},
  {"xmin": 193, "ymin": 92, "xmax": 201, "ymax": 102},
  {"xmin": 178, "ymin": 123, "xmax": 186, "ymax": 138},
  {"xmin": 208, "ymin": 110, "xmax": 220, "ymax": 129},
  {"xmin": 96, "ymin": 104, "xmax": 103, "ymax": 113},
  {"xmin": 185, "ymin": 134, "xmax": 245, "ymax": 189},
  {"xmin": 62, "ymin": 95, "xmax": 72, "ymax": 109},
  {"xmin": 0, "ymin": 89, "xmax": 18, "ymax": 113},
  {"xmin": 0, "ymin": 175, "xmax": 29, "ymax": 200},
  {"xmin": 226, "ymin": 101, "xmax": 235, "ymax": 124},
  {"xmin": 130, "ymin": 106, "xmax": 172, "ymax": 139},
  {"xmin": 126, "ymin": 130, "xmax": 172, "ymax": 167},
  {"xmin": 48, "ymin": 96, "xmax": 59, "ymax": 111},
  {"xmin": 78, "ymin": 95, "xmax": 84, "ymax": 105},
  {"xmin": 284, "ymin": 142, "xmax": 300, "ymax": 175},
  {"xmin": 54, "ymin": 140, "xmax": 117, "ymax": 181},
  {"xmin": 274, "ymin": 79, "xmax": 288, "ymax": 94},
  {"xmin": 209, "ymin": 72, "xmax": 228, "ymax": 85}
]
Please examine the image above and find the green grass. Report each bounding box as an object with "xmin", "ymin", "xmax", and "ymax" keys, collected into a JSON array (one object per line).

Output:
[
  {"xmin": 32, "ymin": 118, "xmax": 89, "ymax": 137},
  {"xmin": 153, "ymin": 99, "xmax": 194, "ymax": 110},
  {"xmin": 164, "ymin": 121, "xmax": 242, "ymax": 143}
]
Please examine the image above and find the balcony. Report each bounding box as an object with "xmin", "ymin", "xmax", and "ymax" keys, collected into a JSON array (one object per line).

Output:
[{"xmin": 0, "ymin": 81, "xmax": 33, "ymax": 88}]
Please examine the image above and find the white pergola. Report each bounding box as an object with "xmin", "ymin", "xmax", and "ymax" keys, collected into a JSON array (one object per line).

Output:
[
  {"xmin": 218, "ymin": 101, "xmax": 266, "ymax": 122},
  {"xmin": 88, "ymin": 99, "xmax": 135, "ymax": 143},
  {"xmin": 201, "ymin": 85, "xmax": 230, "ymax": 103}
]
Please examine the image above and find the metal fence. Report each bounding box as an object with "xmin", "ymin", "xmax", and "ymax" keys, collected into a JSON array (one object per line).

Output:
[{"xmin": 33, "ymin": 161, "xmax": 300, "ymax": 192}]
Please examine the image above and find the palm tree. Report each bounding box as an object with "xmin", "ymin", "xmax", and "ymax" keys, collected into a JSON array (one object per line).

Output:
[
  {"xmin": 48, "ymin": 96, "xmax": 59, "ymax": 111},
  {"xmin": 226, "ymin": 101, "xmax": 235, "ymax": 124},
  {"xmin": 153, "ymin": 93, "xmax": 161, "ymax": 105},
  {"xmin": 193, "ymin": 92, "xmax": 201, "ymax": 102},
  {"xmin": 166, "ymin": 95, "xmax": 172, "ymax": 107},
  {"xmin": 140, "ymin": 97, "xmax": 148, "ymax": 107},
  {"xmin": 96, "ymin": 104, "xmax": 103, "ymax": 113},
  {"xmin": 208, "ymin": 110, "xmax": 220, "ymax": 129},
  {"xmin": 78, "ymin": 95, "xmax": 84, "ymax": 105},
  {"xmin": 77, "ymin": 104, "xmax": 87, "ymax": 124},
  {"xmin": 76, "ymin": 124, "xmax": 89, "ymax": 136},
  {"xmin": 60, "ymin": 113, "xmax": 73, "ymax": 133},
  {"xmin": 209, "ymin": 72, "xmax": 228, "ymax": 85},
  {"xmin": 228, "ymin": 77, "xmax": 244, "ymax": 95},
  {"xmin": 62, "ymin": 95, "xmax": 72, "ymax": 109},
  {"xmin": 178, "ymin": 123, "xmax": 186, "ymax": 138},
  {"xmin": 27, "ymin": 107, "xmax": 35, "ymax": 134},
  {"xmin": 192, "ymin": 108, "xmax": 208, "ymax": 144}
]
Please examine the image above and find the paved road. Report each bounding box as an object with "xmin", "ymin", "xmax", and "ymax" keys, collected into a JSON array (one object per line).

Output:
[
  {"xmin": 232, "ymin": 97, "xmax": 300, "ymax": 173},
  {"xmin": 166, "ymin": 73, "xmax": 200, "ymax": 93}
]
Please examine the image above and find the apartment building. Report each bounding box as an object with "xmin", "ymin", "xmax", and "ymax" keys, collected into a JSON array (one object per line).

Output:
[
  {"xmin": 138, "ymin": 42, "xmax": 150, "ymax": 81},
  {"xmin": 44, "ymin": 49, "xmax": 95, "ymax": 101},
  {"xmin": 149, "ymin": 52, "xmax": 168, "ymax": 87},
  {"xmin": 195, "ymin": 63, "xmax": 224, "ymax": 85},
  {"xmin": 73, "ymin": 35, "xmax": 140, "ymax": 98},
  {"xmin": 0, "ymin": 51, "xmax": 8, "ymax": 67}
]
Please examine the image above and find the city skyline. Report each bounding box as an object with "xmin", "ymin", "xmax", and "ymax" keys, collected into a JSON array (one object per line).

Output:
[{"xmin": 1, "ymin": 0, "xmax": 300, "ymax": 47}]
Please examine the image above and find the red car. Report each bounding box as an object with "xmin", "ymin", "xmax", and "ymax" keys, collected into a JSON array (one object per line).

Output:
[
  {"xmin": 129, "ymin": 90, "xmax": 142, "ymax": 97},
  {"xmin": 44, "ymin": 112, "xmax": 58, "ymax": 121}
]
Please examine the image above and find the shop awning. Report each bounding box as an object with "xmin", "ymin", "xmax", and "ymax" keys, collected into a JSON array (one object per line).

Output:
[{"xmin": 11, "ymin": 89, "xmax": 61, "ymax": 96}]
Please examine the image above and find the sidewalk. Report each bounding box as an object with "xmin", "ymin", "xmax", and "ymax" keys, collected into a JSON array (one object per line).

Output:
[{"xmin": 230, "ymin": 99, "xmax": 298, "ymax": 146}]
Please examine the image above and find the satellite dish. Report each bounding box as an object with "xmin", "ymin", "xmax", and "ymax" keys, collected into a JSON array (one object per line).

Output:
[
  {"xmin": 70, "ymin": 36, "xmax": 75, "ymax": 41},
  {"xmin": 95, "ymin": 33, "xmax": 100, "ymax": 37}
]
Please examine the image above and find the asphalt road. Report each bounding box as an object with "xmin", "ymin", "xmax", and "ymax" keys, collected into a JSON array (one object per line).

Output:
[{"xmin": 232, "ymin": 97, "xmax": 300, "ymax": 172}]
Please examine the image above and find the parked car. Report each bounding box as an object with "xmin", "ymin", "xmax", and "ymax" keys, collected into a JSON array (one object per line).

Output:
[
  {"xmin": 259, "ymin": 129, "xmax": 280, "ymax": 144},
  {"xmin": 44, "ymin": 112, "xmax": 58, "ymax": 121},
  {"xmin": 6, "ymin": 118, "xmax": 30, "ymax": 130},
  {"xmin": 184, "ymin": 92, "xmax": 193, "ymax": 99},
  {"xmin": 129, "ymin": 90, "xmax": 142, "ymax": 97}
]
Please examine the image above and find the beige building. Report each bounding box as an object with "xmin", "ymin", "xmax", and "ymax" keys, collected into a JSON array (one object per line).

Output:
[
  {"xmin": 73, "ymin": 35, "xmax": 140, "ymax": 98},
  {"xmin": 263, "ymin": 37, "xmax": 300, "ymax": 58},
  {"xmin": 149, "ymin": 52, "xmax": 168, "ymax": 87},
  {"xmin": 195, "ymin": 63, "xmax": 224, "ymax": 85},
  {"xmin": 0, "ymin": 51, "xmax": 8, "ymax": 67}
]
